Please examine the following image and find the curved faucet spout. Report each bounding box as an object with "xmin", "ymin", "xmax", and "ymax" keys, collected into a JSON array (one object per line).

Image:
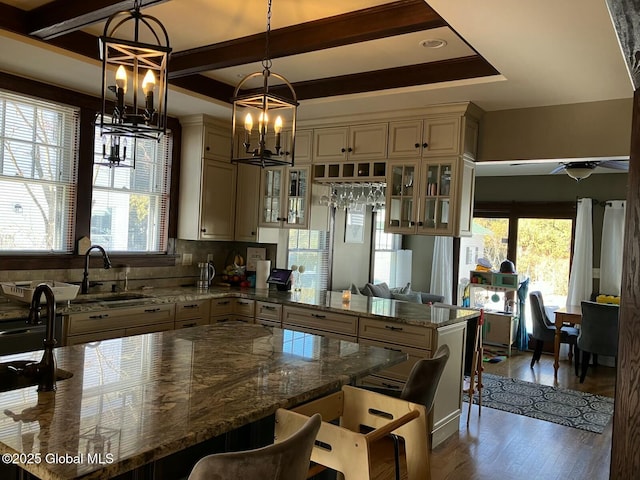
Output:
[
  {"xmin": 25, "ymin": 283, "xmax": 58, "ymax": 392},
  {"xmin": 82, "ymin": 245, "xmax": 112, "ymax": 294}
]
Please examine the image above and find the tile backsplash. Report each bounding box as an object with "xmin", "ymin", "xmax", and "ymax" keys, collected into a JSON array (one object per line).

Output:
[{"xmin": 0, "ymin": 240, "xmax": 276, "ymax": 293}]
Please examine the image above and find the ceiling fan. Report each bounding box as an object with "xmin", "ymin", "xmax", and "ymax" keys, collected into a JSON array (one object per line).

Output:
[{"xmin": 550, "ymin": 160, "xmax": 629, "ymax": 181}]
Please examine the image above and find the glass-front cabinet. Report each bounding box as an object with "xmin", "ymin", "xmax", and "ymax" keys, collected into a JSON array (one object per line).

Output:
[
  {"xmin": 385, "ymin": 156, "xmax": 473, "ymax": 236},
  {"xmin": 418, "ymin": 159, "xmax": 454, "ymax": 234},
  {"xmin": 259, "ymin": 166, "xmax": 310, "ymax": 229},
  {"xmin": 386, "ymin": 161, "xmax": 418, "ymax": 234}
]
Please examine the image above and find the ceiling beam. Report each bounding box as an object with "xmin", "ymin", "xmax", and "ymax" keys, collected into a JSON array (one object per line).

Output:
[
  {"xmin": 169, "ymin": 0, "xmax": 446, "ymax": 78},
  {"xmin": 28, "ymin": 0, "xmax": 169, "ymax": 39},
  {"xmin": 177, "ymin": 56, "xmax": 499, "ymax": 104}
]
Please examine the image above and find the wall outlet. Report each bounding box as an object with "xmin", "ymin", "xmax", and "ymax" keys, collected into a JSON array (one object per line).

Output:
[
  {"xmin": 593, "ymin": 268, "xmax": 600, "ymax": 279},
  {"xmin": 182, "ymin": 253, "xmax": 192, "ymax": 266}
]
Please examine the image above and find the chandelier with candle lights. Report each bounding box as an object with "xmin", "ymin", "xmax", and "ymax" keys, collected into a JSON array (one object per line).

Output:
[
  {"xmin": 97, "ymin": 0, "xmax": 171, "ymax": 168},
  {"xmin": 231, "ymin": 0, "xmax": 298, "ymax": 168}
]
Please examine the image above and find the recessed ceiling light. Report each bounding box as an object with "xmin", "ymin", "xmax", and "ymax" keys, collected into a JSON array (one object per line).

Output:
[{"xmin": 419, "ymin": 39, "xmax": 447, "ymax": 49}]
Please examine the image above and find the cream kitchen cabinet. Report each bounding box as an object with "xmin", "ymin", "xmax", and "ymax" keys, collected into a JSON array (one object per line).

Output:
[
  {"xmin": 210, "ymin": 297, "xmax": 235, "ymax": 324},
  {"xmin": 388, "ymin": 104, "xmax": 480, "ymax": 160},
  {"xmin": 178, "ymin": 115, "xmax": 237, "ymax": 241},
  {"xmin": 255, "ymin": 301, "xmax": 282, "ymax": 327},
  {"xmin": 259, "ymin": 165, "xmax": 311, "ymax": 229},
  {"xmin": 233, "ymin": 297, "xmax": 255, "ymax": 323},
  {"xmin": 234, "ymin": 163, "xmax": 261, "ymax": 242},
  {"xmin": 282, "ymin": 305, "xmax": 358, "ymax": 340},
  {"xmin": 312, "ymin": 124, "xmax": 388, "ymax": 162},
  {"xmin": 385, "ymin": 156, "xmax": 475, "ymax": 236},
  {"xmin": 357, "ymin": 316, "xmax": 467, "ymax": 448},
  {"xmin": 64, "ymin": 303, "xmax": 175, "ymax": 345},
  {"xmin": 175, "ymin": 299, "xmax": 211, "ymax": 329}
]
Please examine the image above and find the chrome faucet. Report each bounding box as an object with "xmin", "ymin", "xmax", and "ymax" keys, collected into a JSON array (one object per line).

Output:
[
  {"xmin": 81, "ymin": 245, "xmax": 111, "ymax": 294},
  {"xmin": 7, "ymin": 284, "xmax": 59, "ymax": 392}
]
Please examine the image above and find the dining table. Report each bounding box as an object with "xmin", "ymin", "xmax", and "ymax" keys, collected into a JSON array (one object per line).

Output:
[{"xmin": 553, "ymin": 304, "xmax": 582, "ymax": 379}]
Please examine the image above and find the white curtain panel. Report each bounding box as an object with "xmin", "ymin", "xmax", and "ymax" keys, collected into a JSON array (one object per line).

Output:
[
  {"xmin": 566, "ymin": 198, "xmax": 593, "ymax": 306},
  {"xmin": 430, "ymin": 236, "xmax": 453, "ymax": 304},
  {"xmin": 599, "ymin": 200, "xmax": 626, "ymax": 296}
]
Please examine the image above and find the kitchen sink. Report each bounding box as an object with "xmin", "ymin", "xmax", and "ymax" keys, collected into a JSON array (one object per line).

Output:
[{"xmin": 0, "ymin": 361, "xmax": 73, "ymax": 393}]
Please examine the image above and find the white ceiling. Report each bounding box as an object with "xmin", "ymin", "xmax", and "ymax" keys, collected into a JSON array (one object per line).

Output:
[{"xmin": 0, "ymin": 0, "xmax": 634, "ymax": 176}]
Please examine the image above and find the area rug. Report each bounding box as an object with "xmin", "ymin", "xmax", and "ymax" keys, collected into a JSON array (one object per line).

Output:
[{"xmin": 464, "ymin": 373, "xmax": 614, "ymax": 433}]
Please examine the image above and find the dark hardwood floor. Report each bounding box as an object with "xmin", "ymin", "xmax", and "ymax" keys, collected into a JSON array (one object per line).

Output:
[{"xmin": 371, "ymin": 346, "xmax": 616, "ymax": 480}]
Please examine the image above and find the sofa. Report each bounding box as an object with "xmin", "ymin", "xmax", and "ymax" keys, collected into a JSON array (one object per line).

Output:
[{"xmin": 349, "ymin": 282, "xmax": 444, "ymax": 305}]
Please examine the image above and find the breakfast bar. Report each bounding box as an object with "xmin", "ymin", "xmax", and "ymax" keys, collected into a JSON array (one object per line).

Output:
[{"xmin": 0, "ymin": 323, "xmax": 407, "ymax": 480}]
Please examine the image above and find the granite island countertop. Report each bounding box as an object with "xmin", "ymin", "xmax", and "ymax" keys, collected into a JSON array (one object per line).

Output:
[
  {"xmin": 0, "ymin": 286, "xmax": 479, "ymax": 328},
  {"xmin": 0, "ymin": 323, "xmax": 407, "ymax": 480}
]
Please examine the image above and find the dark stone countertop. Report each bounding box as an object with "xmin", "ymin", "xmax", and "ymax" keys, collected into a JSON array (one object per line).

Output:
[
  {"xmin": 0, "ymin": 323, "xmax": 407, "ymax": 479},
  {"xmin": 0, "ymin": 286, "xmax": 479, "ymax": 328}
]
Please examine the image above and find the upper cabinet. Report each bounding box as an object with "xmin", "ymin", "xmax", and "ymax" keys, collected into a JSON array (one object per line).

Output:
[
  {"xmin": 384, "ymin": 103, "xmax": 481, "ymax": 237},
  {"xmin": 178, "ymin": 115, "xmax": 237, "ymax": 241},
  {"xmin": 313, "ymin": 124, "xmax": 388, "ymax": 162},
  {"xmin": 259, "ymin": 165, "xmax": 312, "ymax": 229}
]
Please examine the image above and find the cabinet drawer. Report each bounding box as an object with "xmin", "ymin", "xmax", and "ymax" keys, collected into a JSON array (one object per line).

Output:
[
  {"xmin": 255, "ymin": 301, "xmax": 282, "ymax": 323},
  {"xmin": 210, "ymin": 315, "xmax": 236, "ymax": 324},
  {"xmin": 282, "ymin": 306, "xmax": 357, "ymax": 336},
  {"xmin": 357, "ymin": 374, "xmax": 404, "ymax": 392},
  {"xmin": 358, "ymin": 317, "xmax": 432, "ymax": 349},
  {"xmin": 66, "ymin": 328, "xmax": 126, "ymax": 345},
  {"xmin": 176, "ymin": 300, "xmax": 211, "ymax": 320},
  {"xmin": 67, "ymin": 303, "xmax": 175, "ymax": 335},
  {"xmin": 233, "ymin": 298, "xmax": 255, "ymax": 317},
  {"xmin": 210, "ymin": 298, "xmax": 234, "ymax": 316},
  {"xmin": 358, "ymin": 338, "xmax": 427, "ymax": 382},
  {"xmin": 127, "ymin": 322, "xmax": 174, "ymax": 337},
  {"xmin": 175, "ymin": 318, "xmax": 210, "ymax": 329}
]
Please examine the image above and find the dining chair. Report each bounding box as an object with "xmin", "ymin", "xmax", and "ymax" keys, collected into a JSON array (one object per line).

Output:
[
  {"xmin": 529, "ymin": 291, "xmax": 579, "ymax": 368},
  {"xmin": 187, "ymin": 410, "xmax": 321, "ymax": 480},
  {"xmin": 577, "ymin": 301, "xmax": 619, "ymax": 383}
]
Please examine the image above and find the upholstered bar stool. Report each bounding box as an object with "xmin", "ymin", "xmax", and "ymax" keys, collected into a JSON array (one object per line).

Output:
[{"xmin": 187, "ymin": 410, "xmax": 321, "ymax": 480}]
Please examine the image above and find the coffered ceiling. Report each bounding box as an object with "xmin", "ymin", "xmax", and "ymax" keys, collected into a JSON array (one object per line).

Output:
[{"xmin": 0, "ymin": 0, "xmax": 634, "ymax": 126}]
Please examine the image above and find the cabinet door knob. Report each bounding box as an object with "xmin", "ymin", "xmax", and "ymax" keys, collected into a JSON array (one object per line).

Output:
[
  {"xmin": 422, "ymin": 142, "xmax": 428, "ymax": 148},
  {"xmin": 251, "ymin": 231, "xmax": 256, "ymax": 236},
  {"xmin": 348, "ymin": 147, "xmax": 353, "ymax": 152},
  {"xmin": 417, "ymin": 221, "xmax": 424, "ymax": 227},
  {"xmin": 206, "ymin": 146, "xmax": 210, "ymax": 151},
  {"xmin": 409, "ymin": 221, "xmax": 415, "ymax": 226},
  {"xmin": 201, "ymin": 228, "xmax": 206, "ymax": 232},
  {"xmin": 414, "ymin": 143, "xmax": 420, "ymax": 148},
  {"xmin": 341, "ymin": 148, "xmax": 346, "ymax": 153}
]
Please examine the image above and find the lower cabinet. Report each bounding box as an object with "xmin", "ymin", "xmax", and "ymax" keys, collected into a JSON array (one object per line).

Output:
[
  {"xmin": 357, "ymin": 317, "xmax": 467, "ymax": 448},
  {"xmin": 175, "ymin": 299, "xmax": 211, "ymax": 329},
  {"xmin": 483, "ymin": 312, "xmax": 518, "ymax": 355},
  {"xmin": 233, "ymin": 298, "xmax": 255, "ymax": 323},
  {"xmin": 255, "ymin": 301, "xmax": 282, "ymax": 327},
  {"xmin": 282, "ymin": 306, "xmax": 357, "ymax": 340},
  {"xmin": 64, "ymin": 303, "xmax": 175, "ymax": 345}
]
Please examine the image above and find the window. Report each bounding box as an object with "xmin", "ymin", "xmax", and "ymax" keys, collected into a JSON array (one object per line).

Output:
[
  {"xmin": 0, "ymin": 90, "xmax": 79, "ymax": 252},
  {"xmin": 287, "ymin": 229, "xmax": 329, "ymax": 291},
  {"xmin": 92, "ymin": 129, "xmax": 172, "ymax": 252},
  {"xmin": 372, "ymin": 207, "xmax": 402, "ymax": 286}
]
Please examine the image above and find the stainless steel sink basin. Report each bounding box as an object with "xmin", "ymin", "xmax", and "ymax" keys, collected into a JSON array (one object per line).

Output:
[
  {"xmin": 72, "ymin": 293, "xmax": 149, "ymax": 304},
  {"xmin": 0, "ymin": 361, "xmax": 73, "ymax": 393}
]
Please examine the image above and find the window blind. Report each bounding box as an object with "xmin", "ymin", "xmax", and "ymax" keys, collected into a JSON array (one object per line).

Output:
[
  {"xmin": 92, "ymin": 126, "xmax": 172, "ymax": 252},
  {"xmin": 287, "ymin": 229, "xmax": 330, "ymax": 291},
  {"xmin": 0, "ymin": 89, "xmax": 79, "ymax": 252}
]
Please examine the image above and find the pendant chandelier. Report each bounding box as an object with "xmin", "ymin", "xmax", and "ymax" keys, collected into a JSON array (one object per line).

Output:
[
  {"xmin": 231, "ymin": 0, "xmax": 298, "ymax": 168},
  {"xmin": 97, "ymin": 0, "xmax": 171, "ymax": 168}
]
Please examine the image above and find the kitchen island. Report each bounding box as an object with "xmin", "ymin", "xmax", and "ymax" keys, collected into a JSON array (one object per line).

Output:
[{"xmin": 0, "ymin": 323, "xmax": 407, "ymax": 480}]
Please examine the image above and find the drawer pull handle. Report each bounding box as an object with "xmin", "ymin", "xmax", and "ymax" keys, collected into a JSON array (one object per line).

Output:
[
  {"xmin": 311, "ymin": 314, "xmax": 326, "ymax": 319},
  {"xmin": 144, "ymin": 308, "xmax": 161, "ymax": 313},
  {"xmin": 237, "ymin": 301, "xmax": 250, "ymax": 305},
  {"xmin": 89, "ymin": 314, "xmax": 109, "ymax": 319},
  {"xmin": 184, "ymin": 304, "xmax": 198, "ymax": 309},
  {"xmin": 263, "ymin": 306, "xmax": 276, "ymax": 311},
  {"xmin": 384, "ymin": 325, "xmax": 403, "ymax": 332},
  {"xmin": 182, "ymin": 322, "xmax": 197, "ymax": 328},
  {"xmin": 217, "ymin": 301, "xmax": 230, "ymax": 305}
]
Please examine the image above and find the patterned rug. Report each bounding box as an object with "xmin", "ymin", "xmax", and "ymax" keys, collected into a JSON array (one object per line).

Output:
[{"xmin": 464, "ymin": 373, "xmax": 614, "ymax": 433}]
